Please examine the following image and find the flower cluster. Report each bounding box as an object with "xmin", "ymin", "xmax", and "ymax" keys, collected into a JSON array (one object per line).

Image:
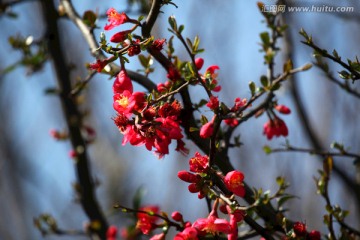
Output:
[
  {"xmin": 177, "ymin": 152, "xmax": 209, "ymax": 199},
  {"xmin": 136, "ymin": 205, "xmax": 160, "ymax": 235},
  {"xmin": 263, "ymin": 104, "xmax": 291, "ymax": 140},
  {"xmin": 112, "ymin": 68, "xmax": 187, "ymax": 158}
]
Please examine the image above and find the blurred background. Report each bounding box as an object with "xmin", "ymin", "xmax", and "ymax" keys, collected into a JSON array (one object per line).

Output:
[{"xmin": 1, "ymin": 0, "xmax": 360, "ymax": 239}]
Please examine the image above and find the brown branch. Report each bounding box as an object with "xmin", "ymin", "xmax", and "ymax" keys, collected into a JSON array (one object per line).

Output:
[
  {"xmin": 40, "ymin": 0, "xmax": 108, "ymax": 238},
  {"xmin": 271, "ymin": 145, "xmax": 360, "ymax": 159}
]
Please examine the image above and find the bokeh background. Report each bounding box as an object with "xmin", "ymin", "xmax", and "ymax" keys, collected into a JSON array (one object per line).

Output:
[{"xmin": 1, "ymin": 0, "xmax": 360, "ymax": 239}]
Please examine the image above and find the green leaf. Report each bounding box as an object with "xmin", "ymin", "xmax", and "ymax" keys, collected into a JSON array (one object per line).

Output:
[
  {"xmin": 82, "ymin": 10, "xmax": 97, "ymax": 28},
  {"xmin": 332, "ymin": 49, "xmax": 340, "ymax": 60},
  {"xmin": 186, "ymin": 38, "xmax": 193, "ymax": 50},
  {"xmin": 249, "ymin": 81, "xmax": 256, "ymax": 96},
  {"xmin": 263, "ymin": 145, "xmax": 272, "ymax": 154},
  {"xmin": 260, "ymin": 32, "xmax": 270, "ymax": 46},
  {"xmin": 283, "ymin": 59, "xmax": 293, "ymax": 73},
  {"xmin": 168, "ymin": 16, "xmax": 177, "ymax": 31},
  {"xmin": 138, "ymin": 54, "xmax": 149, "ymax": 68},
  {"xmin": 178, "ymin": 25, "xmax": 185, "ymax": 34},
  {"xmin": 193, "ymin": 35, "xmax": 200, "ymax": 52},
  {"xmin": 189, "ymin": 127, "xmax": 199, "ymax": 132},
  {"xmin": 1, "ymin": 62, "xmax": 19, "ymax": 74},
  {"xmin": 200, "ymin": 115, "xmax": 208, "ymax": 125},
  {"xmin": 260, "ymin": 75, "xmax": 269, "ymax": 87},
  {"xmin": 277, "ymin": 195, "xmax": 295, "ymax": 208},
  {"xmin": 138, "ymin": 15, "xmax": 145, "ymax": 22}
]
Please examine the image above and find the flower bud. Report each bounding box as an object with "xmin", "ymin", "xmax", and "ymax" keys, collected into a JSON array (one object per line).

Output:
[
  {"xmin": 195, "ymin": 58, "xmax": 204, "ymax": 70},
  {"xmin": 293, "ymin": 222, "xmax": 307, "ymax": 237},
  {"xmin": 171, "ymin": 211, "xmax": 183, "ymax": 222}
]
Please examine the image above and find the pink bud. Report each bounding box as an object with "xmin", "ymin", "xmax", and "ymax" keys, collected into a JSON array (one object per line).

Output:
[
  {"xmin": 275, "ymin": 105, "xmax": 291, "ymax": 114},
  {"xmin": 171, "ymin": 211, "xmax": 183, "ymax": 221},
  {"xmin": 199, "ymin": 121, "xmax": 214, "ymax": 138},
  {"xmin": 195, "ymin": 58, "xmax": 204, "ymax": 70}
]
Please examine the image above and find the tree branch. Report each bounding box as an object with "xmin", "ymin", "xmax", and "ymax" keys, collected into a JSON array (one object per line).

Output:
[{"xmin": 40, "ymin": 0, "xmax": 108, "ymax": 238}]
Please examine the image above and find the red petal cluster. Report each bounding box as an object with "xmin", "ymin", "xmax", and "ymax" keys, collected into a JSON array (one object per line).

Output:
[
  {"xmin": 104, "ymin": 8, "xmax": 130, "ymax": 30},
  {"xmin": 136, "ymin": 205, "xmax": 159, "ymax": 235},
  {"xmin": 224, "ymin": 170, "xmax": 245, "ymax": 197},
  {"xmin": 263, "ymin": 117, "xmax": 289, "ymax": 140},
  {"xmin": 192, "ymin": 212, "xmax": 231, "ymax": 236},
  {"xmin": 189, "ymin": 152, "xmax": 209, "ymax": 173},
  {"xmin": 293, "ymin": 222, "xmax": 307, "ymax": 237},
  {"xmin": 112, "ymin": 68, "xmax": 186, "ymax": 157}
]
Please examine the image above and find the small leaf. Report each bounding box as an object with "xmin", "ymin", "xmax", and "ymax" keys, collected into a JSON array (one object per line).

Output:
[
  {"xmin": 277, "ymin": 195, "xmax": 296, "ymax": 208},
  {"xmin": 249, "ymin": 81, "xmax": 256, "ymax": 96},
  {"xmin": 186, "ymin": 38, "xmax": 193, "ymax": 50},
  {"xmin": 260, "ymin": 32, "xmax": 270, "ymax": 46},
  {"xmin": 82, "ymin": 10, "xmax": 97, "ymax": 28},
  {"xmin": 260, "ymin": 75, "xmax": 269, "ymax": 87},
  {"xmin": 189, "ymin": 127, "xmax": 199, "ymax": 132},
  {"xmin": 193, "ymin": 35, "xmax": 200, "ymax": 52},
  {"xmin": 200, "ymin": 115, "xmax": 208, "ymax": 125},
  {"xmin": 339, "ymin": 70, "xmax": 351, "ymax": 79},
  {"xmin": 283, "ymin": 59, "xmax": 293, "ymax": 73},
  {"xmin": 168, "ymin": 16, "xmax": 177, "ymax": 31},
  {"xmin": 263, "ymin": 145, "xmax": 272, "ymax": 154},
  {"xmin": 332, "ymin": 49, "xmax": 340, "ymax": 60},
  {"xmin": 178, "ymin": 25, "xmax": 185, "ymax": 34}
]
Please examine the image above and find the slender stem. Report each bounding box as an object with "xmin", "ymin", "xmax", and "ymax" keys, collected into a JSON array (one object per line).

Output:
[{"xmin": 270, "ymin": 146, "xmax": 360, "ymax": 159}]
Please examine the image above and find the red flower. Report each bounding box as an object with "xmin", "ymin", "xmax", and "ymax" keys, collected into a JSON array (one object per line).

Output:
[
  {"xmin": 189, "ymin": 152, "xmax": 209, "ymax": 173},
  {"xmin": 174, "ymin": 227, "xmax": 199, "ymax": 240},
  {"xmin": 232, "ymin": 97, "xmax": 247, "ymax": 111},
  {"xmin": 224, "ymin": 170, "xmax": 245, "ymax": 197},
  {"xmin": 113, "ymin": 113, "xmax": 129, "ymax": 132},
  {"xmin": 200, "ymin": 120, "xmax": 214, "ymax": 139},
  {"xmin": 308, "ymin": 230, "xmax": 321, "ymax": 240},
  {"xmin": 195, "ymin": 58, "xmax": 204, "ymax": 70},
  {"xmin": 192, "ymin": 213, "xmax": 231, "ymax": 235},
  {"xmin": 293, "ymin": 222, "xmax": 307, "ymax": 237},
  {"xmin": 206, "ymin": 65, "xmax": 220, "ymax": 75},
  {"xmin": 275, "ymin": 104, "xmax": 291, "ymax": 114},
  {"xmin": 113, "ymin": 90, "xmax": 134, "ymax": 117},
  {"xmin": 128, "ymin": 40, "xmax": 141, "ymax": 56},
  {"xmin": 206, "ymin": 96, "xmax": 219, "ymax": 110},
  {"xmin": 89, "ymin": 59, "xmax": 108, "ymax": 72},
  {"xmin": 113, "ymin": 69, "xmax": 133, "ymax": 94},
  {"xmin": 158, "ymin": 101, "xmax": 182, "ymax": 119},
  {"xmin": 136, "ymin": 205, "xmax": 159, "ymax": 235},
  {"xmin": 110, "ymin": 30, "xmax": 132, "ymax": 43},
  {"xmin": 167, "ymin": 66, "xmax": 181, "ymax": 81},
  {"xmin": 224, "ymin": 118, "xmax": 239, "ymax": 127},
  {"xmin": 104, "ymin": 8, "xmax": 130, "ymax": 31},
  {"xmin": 106, "ymin": 225, "xmax": 118, "ymax": 240},
  {"xmin": 152, "ymin": 39, "xmax": 166, "ymax": 51},
  {"xmin": 263, "ymin": 117, "xmax": 288, "ymax": 140}
]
